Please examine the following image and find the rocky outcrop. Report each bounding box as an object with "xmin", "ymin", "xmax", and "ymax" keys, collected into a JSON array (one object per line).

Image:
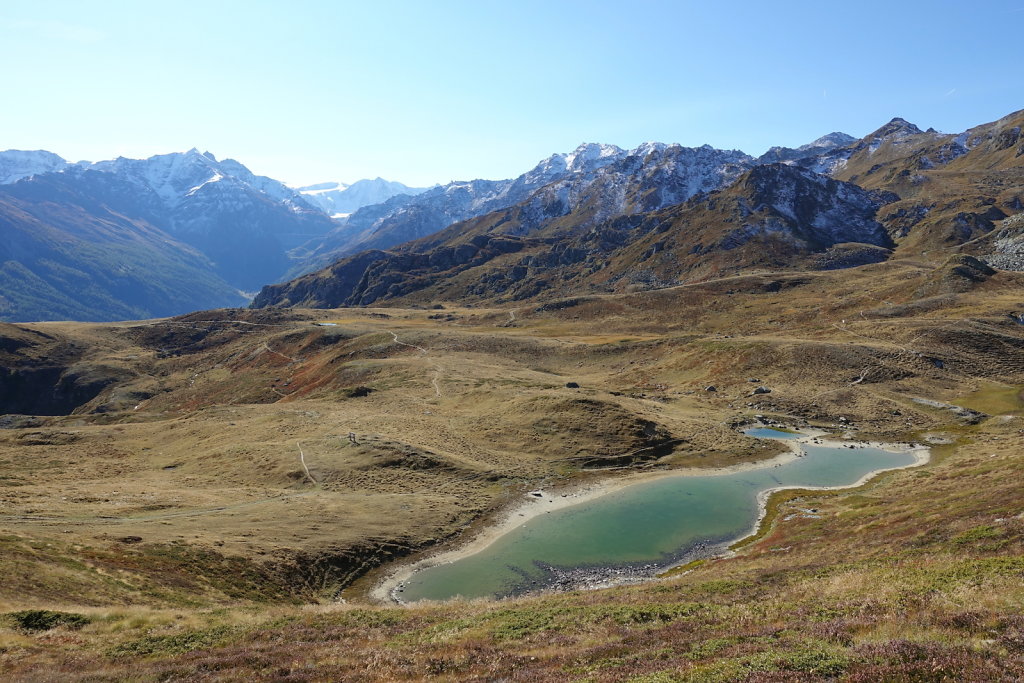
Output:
[
  {"xmin": 810, "ymin": 243, "xmax": 893, "ymax": 270},
  {"xmin": 0, "ymin": 324, "xmax": 132, "ymax": 415},
  {"xmin": 915, "ymin": 254, "xmax": 997, "ymax": 298},
  {"xmin": 981, "ymin": 213, "xmax": 1024, "ymax": 271}
]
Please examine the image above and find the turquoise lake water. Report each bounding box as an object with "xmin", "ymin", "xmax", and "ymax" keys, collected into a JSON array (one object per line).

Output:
[{"xmin": 396, "ymin": 430, "xmax": 917, "ymax": 602}]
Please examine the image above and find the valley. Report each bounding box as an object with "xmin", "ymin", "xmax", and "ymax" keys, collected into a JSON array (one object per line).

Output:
[
  {"xmin": 5, "ymin": 0, "xmax": 1024, "ymax": 676},
  {"xmin": 0, "ymin": 260, "xmax": 1019, "ymax": 574},
  {"xmin": 1, "ymin": 253, "xmax": 1023, "ymax": 679},
  {"xmin": 1, "ymin": 107, "xmax": 1023, "ymax": 679}
]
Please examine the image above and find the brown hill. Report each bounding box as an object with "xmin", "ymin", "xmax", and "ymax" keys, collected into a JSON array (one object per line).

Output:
[
  {"xmin": 253, "ymin": 164, "xmax": 895, "ymax": 308},
  {"xmin": 834, "ymin": 109, "xmax": 1024, "ymax": 254}
]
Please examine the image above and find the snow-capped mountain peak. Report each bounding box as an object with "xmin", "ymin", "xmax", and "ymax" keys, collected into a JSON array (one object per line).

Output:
[
  {"xmin": 564, "ymin": 142, "xmax": 625, "ymax": 170},
  {"xmin": 755, "ymin": 131, "xmax": 857, "ymax": 171},
  {"xmin": 798, "ymin": 132, "xmax": 857, "ymax": 152},
  {"xmin": 633, "ymin": 141, "xmax": 670, "ymax": 158},
  {"xmin": 868, "ymin": 117, "xmax": 924, "ymax": 142},
  {"xmin": 295, "ymin": 177, "xmax": 428, "ymax": 217},
  {"xmin": 87, "ymin": 151, "xmax": 200, "ymax": 203},
  {"xmin": 864, "ymin": 117, "xmax": 926, "ymax": 154},
  {"xmin": 526, "ymin": 142, "xmax": 626, "ymax": 180},
  {"xmin": 0, "ymin": 149, "xmax": 71, "ymax": 184}
]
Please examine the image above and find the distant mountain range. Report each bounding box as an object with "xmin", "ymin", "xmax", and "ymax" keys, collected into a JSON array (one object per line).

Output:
[
  {"xmin": 0, "ymin": 149, "xmax": 71, "ymax": 184},
  {"xmin": 294, "ymin": 141, "xmax": 755, "ymax": 273},
  {"xmin": 3, "ymin": 108, "xmax": 1022, "ymax": 322},
  {"xmin": 0, "ymin": 150, "xmax": 423, "ymax": 321},
  {"xmin": 296, "ymin": 178, "xmax": 429, "ymax": 217},
  {"xmin": 254, "ymin": 109, "xmax": 1024, "ymax": 309},
  {"xmin": 0, "ymin": 170, "xmax": 248, "ymax": 322}
]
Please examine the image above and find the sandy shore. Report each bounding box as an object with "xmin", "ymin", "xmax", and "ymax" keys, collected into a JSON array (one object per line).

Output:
[{"xmin": 368, "ymin": 428, "xmax": 930, "ymax": 604}]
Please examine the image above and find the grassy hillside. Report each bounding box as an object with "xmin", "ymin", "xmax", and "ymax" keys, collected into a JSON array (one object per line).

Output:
[
  {"xmin": 2, "ymin": 416, "xmax": 1020, "ymax": 680},
  {"xmin": 1, "ymin": 260, "xmax": 1023, "ymax": 679},
  {"xmin": 0, "ymin": 192, "xmax": 246, "ymax": 323}
]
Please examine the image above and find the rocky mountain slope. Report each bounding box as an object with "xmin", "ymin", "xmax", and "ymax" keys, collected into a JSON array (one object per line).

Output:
[
  {"xmin": 0, "ymin": 173, "xmax": 246, "ymax": 322},
  {"xmin": 277, "ymin": 142, "xmax": 755, "ymax": 284},
  {"xmin": 294, "ymin": 143, "xmax": 648, "ymax": 269},
  {"xmin": 254, "ymin": 109, "xmax": 1024, "ymax": 311},
  {"xmin": 252, "ymin": 163, "xmax": 894, "ymax": 308},
  {"xmin": 0, "ymin": 149, "xmax": 341, "ymax": 320},
  {"xmin": 831, "ymin": 109, "xmax": 1024, "ymax": 253}
]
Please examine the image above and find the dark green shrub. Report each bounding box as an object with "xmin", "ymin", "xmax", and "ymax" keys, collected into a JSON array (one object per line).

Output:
[{"xmin": 7, "ymin": 609, "xmax": 90, "ymax": 632}]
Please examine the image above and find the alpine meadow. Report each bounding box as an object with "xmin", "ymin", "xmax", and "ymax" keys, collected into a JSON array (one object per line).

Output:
[{"xmin": 1, "ymin": 2, "xmax": 1023, "ymax": 681}]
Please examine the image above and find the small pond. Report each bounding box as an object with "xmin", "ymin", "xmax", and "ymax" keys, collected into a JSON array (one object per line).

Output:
[{"xmin": 395, "ymin": 429, "xmax": 919, "ymax": 602}]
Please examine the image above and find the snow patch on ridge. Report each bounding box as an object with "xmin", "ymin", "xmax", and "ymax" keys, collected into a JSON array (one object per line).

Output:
[{"xmin": 0, "ymin": 149, "xmax": 71, "ymax": 184}]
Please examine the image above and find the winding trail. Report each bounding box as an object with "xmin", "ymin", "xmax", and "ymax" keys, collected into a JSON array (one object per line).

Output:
[
  {"xmin": 262, "ymin": 342, "xmax": 297, "ymax": 363},
  {"xmin": 389, "ymin": 331, "xmax": 429, "ymax": 354},
  {"xmin": 297, "ymin": 440, "xmax": 317, "ymax": 485},
  {"xmin": 389, "ymin": 330, "xmax": 442, "ymax": 397}
]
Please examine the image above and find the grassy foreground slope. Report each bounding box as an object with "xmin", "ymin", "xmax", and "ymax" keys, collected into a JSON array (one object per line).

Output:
[
  {"xmin": 2, "ymin": 408, "xmax": 1021, "ymax": 681},
  {"xmin": 0, "ymin": 258, "xmax": 1023, "ymax": 679}
]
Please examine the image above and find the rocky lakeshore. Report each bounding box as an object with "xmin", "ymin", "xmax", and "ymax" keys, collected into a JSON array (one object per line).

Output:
[{"xmin": 373, "ymin": 427, "xmax": 929, "ymax": 605}]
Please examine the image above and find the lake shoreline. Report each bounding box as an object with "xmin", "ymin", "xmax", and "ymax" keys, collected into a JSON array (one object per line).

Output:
[{"xmin": 368, "ymin": 428, "xmax": 929, "ymax": 605}]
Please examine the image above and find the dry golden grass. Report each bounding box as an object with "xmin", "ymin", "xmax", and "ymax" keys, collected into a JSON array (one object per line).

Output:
[
  {"xmin": 1, "ymin": 260, "xmax": 1024, "ymax": 678},
  {"xmin": 2, "ymin": 412, "xmax": 1021, "ymax": 679}
]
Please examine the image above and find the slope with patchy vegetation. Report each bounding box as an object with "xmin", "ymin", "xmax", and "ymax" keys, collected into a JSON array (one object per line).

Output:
[{"xmin": 2, "ymin": 256, "xmax": 1024, "ymax": 679}]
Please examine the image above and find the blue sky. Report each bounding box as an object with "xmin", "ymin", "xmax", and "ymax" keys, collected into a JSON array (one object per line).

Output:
[{"xmin": 2, "ymin": 0, "xmax": 1022, "ymax": 187}]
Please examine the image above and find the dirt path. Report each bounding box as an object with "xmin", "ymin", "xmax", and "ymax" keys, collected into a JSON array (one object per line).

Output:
[
  {"xmin": 389, "ymin": 330, "xmax": 442, "ymax": 397},
  {"xmin": 389, "ymin": 331, "xmax": 428, "ymax": 354},
  {"xmin": 262, "ymin": 342, "xmax": 297, "ymax": 363},
  {"xmin": 297, "ymin": 440, "xmax": 317, "ymax": 485}
]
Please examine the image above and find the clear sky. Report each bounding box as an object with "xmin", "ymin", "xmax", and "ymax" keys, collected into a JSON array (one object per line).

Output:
[{"xmin": 2, "ymin": 0, "xmax": 1022, "ymax": 187}]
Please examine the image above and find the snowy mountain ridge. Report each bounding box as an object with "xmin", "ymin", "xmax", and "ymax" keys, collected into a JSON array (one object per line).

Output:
[
  {"xmin": 297, "ymin": 177, "xmax": 428, "ymax": 217},
  {"xmin": 0, "ymin": 147, "xmax": 321, "ymax": 215},
  {"xmin": 303, "ymin": 140, "xmax": 757, "ymax": 265},
  {"xmin": 0, "ymin": 149, "xmax": 72, "ymax": 184},
  {"xmin": 83, "ymin": 148, "xmax": 316, "ymax": 213}
]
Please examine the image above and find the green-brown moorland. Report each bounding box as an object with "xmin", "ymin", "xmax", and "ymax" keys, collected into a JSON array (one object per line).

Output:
[{"xmin": 1, "ymin": 256, "xmax": 1023, "ymax": 680}]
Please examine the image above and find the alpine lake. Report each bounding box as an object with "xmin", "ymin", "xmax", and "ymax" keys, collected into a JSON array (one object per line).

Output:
[{"xmin": 392, "ymin": 428, "xmax": 923, "ymax": 603}]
